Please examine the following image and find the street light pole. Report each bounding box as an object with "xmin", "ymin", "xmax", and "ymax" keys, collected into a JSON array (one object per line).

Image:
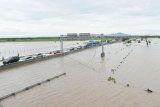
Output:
[
  {"xmin": 60, "ymin": 35, "xmax": 63, "ymax": 54},
  {"xmin": 101, "ymin": 34, "xmax": 105, "ymax": 58}
]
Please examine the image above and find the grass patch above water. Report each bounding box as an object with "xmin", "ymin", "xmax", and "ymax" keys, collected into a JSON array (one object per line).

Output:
[{"xmin": 108, "ymin": 76, "xmax": 116, "ymax": 83}]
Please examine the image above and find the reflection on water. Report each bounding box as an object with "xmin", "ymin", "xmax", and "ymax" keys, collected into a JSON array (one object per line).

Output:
[{"xmin": 0, "ymin": 39, "xmax": 160, "ymax": 107}]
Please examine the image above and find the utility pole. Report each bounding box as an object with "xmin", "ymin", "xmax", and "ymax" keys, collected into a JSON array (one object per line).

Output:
[
  {"xmin": 101, "ymin": 34, "xmax": 105, "ymax": 58},
  {"xmin": 2, "ymin": 56, "xmax": 4, "ymax": 61},
  {"xmin": 60, "ymin": 35, "xmax": 64, "ymax": 54}
]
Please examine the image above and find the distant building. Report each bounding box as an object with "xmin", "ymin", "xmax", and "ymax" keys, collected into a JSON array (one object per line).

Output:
[
  {"xmin": 79, "ymin": 33, "xmax": 91, "ymax": 40},
  {"xmin": 91, "ymin": 34, "xmax": 102, "ymax": 38},
  {"xmin": 67, "ymin": 33, "xmax": 78, "ymax": 39}
]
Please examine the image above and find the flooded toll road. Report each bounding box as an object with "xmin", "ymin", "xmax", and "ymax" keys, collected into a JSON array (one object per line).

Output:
[
  {"xmin": 0, "ymin": 41, "xmax": 84, "ymax": 59},
  {"xmin": 0, "ymin": 39, "xmax": 160, "ymax": 107}
]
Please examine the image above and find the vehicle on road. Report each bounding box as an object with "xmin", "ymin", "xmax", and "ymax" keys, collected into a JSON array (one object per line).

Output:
[
  {"xmin": 19, "ymin": 56, "xmax": 33, "ymax": 62},
  {"xmin": 53, "ymin": 50, "xmax": 61, "ymax": 55},
  {"xmin": 36, "ymin": 53, "xmax": 43, "ymax": 58},
  {"xmin": 3, "ymin": 56, "xmax": 20, "ymax": 65},
  {"xmin": 42, "ymin": 53, "xmax": 52, "ymax": 57}
]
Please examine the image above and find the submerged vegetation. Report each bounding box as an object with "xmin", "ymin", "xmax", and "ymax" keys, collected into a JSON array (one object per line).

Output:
[
  {"xmin": 0, "ymin": 35, "xmax": 160, "ymax": 42},
  {"xmin": 0, "ymin": 35, "xmax": 159, "ymax": 42},
  {"xmin": 108, "ymin": 76, "xmax": 116, "ymax": 83},
  {"xmin": 0, "ymin": 37, "xmax": 115, "ymax": 42},
  {"xmin": 0, "ymin": 37, "xmax": 62, "ymax": 42}
]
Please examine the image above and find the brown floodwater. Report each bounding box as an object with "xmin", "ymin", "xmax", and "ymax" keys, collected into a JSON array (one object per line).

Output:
[{"xmin": 0, "ymin": 39, "xmax": 160, "ymax": 107}]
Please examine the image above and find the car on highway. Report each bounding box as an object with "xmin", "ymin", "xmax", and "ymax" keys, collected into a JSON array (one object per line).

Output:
[
  {"xmin": 19, "ymin": 56, "xmax": 33, "ymax": 62},
  {"xmin": 53, "ymin": 50, "xmax": 61, "ymax": 55},
  {"xmin": 42, "ymin": 53, "xmax": 52, "ymax": 57},
  {"xmin": 3, "ymin": 56, "xmax": 20, "ymax": 65},
  {"xmin": 36, "ymin": 53, "xmax": 43, "ymax": 58}
]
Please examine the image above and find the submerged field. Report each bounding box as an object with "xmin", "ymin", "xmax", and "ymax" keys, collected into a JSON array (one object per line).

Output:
[
  {"xmin": 0, "ymin": 39, "xmax": 160, "ymax": 107},
  {"xmin": 0, "ymin": 37, "xmax": 114, "ymax": 42}
]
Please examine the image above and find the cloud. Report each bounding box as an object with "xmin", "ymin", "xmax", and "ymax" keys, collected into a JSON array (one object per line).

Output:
[{"xmin": 0, "ymin": 0, "xmax": 160, "ymax": 37}]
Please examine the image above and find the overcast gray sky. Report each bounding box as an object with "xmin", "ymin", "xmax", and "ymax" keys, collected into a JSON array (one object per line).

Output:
[{"xmin": 0, "ymin": 0, "xmax": 160, "ymax": 37}]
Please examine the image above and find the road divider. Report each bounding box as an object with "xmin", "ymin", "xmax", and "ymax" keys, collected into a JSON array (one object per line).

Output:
[{"xmin": 0, "ymin": 72, "xmax": 66, "ymax": 102}]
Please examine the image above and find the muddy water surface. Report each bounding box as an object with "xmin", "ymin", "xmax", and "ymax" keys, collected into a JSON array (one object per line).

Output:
[{"xmin": 0, "ymin": 39, "xmax": 160, "ymax": 107}]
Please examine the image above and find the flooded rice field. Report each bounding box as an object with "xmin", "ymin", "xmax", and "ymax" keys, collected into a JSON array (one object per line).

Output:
[{"xmin": 0, "ymin": 39, "xmax": 160, "ymax": 107}]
